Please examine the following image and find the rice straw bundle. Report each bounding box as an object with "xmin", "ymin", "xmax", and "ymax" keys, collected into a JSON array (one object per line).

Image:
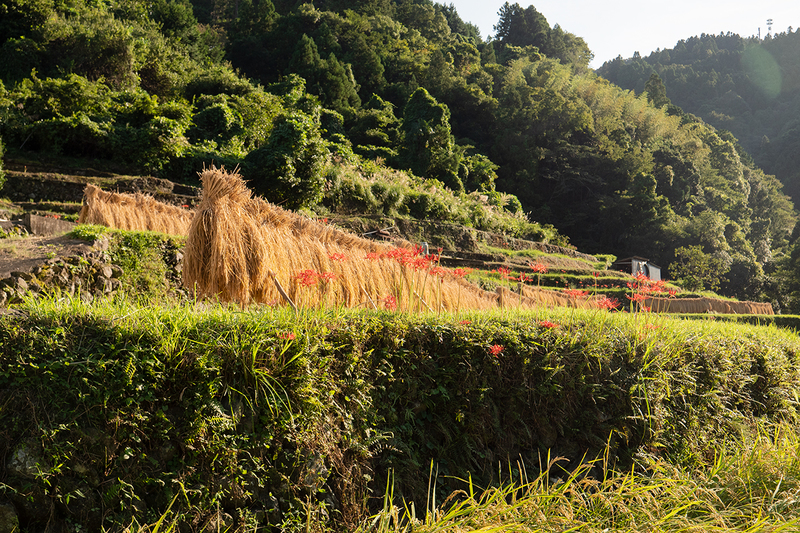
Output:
[
  {"xmin": 519, "ymin": 284, "xmax": 599, "ymax": 309},
  {"xmin": 183, "ymin": 166, "xmax": 608, "ymax": 312},
  {"xmin": 641, "ymin": 296, "xmax": 773, "ymax": 315},
  {"xmin": 78, "ymin": 184, "xmax": 194, "ymax": 235}
]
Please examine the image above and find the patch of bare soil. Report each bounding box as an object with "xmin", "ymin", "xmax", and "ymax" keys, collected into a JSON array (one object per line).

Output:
[{"xmin": 0, "ymin": 234, "xmax": 94, "ymax": 279}]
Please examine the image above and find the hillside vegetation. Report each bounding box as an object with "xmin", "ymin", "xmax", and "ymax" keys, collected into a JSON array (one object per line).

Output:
[
  {"xmin": 0, "ymin": 0, "xmax": 798, "ymax": 308},
  {"xmin": 597, "ymin": 29, "xmax": 800, "ymax": 201}
]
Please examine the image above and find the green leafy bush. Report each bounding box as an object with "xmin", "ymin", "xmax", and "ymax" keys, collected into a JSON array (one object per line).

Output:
[
  {"xmin": 68, "ymin": 224, "xmax": 109, "ymax": 241},
  {"xmin": 243, "ymin": 109, "xmax": 329, "ymax": 209}
]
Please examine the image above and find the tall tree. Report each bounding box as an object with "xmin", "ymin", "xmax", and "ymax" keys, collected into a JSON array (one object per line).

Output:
[{"xmin": 399, "ymin": 87, "xmax": 462, "ymax": 191}]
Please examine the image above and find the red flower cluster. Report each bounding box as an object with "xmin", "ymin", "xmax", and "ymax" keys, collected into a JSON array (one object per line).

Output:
[
  {"xmin": 380, "ymin": 247, "xmax": 440, "ymax": 271},
  {"xmin": 294, "ymin": 269, "xmax": 336, "ymax": 287},
  {"xmin": 563, "ymin": 289, "xmax": 588, "ymax": 299},
  {"xmin": 529, "ymin": 262, "xmax": 548, "ymax": 274},
  {"xmin": 627, "ymin": 272, "xmax": 669, "ymax": 296},
  {"xmin": 538, "ymin": 320, "xmax": 559, "ymax": 328},
  {"xmin": 279, "ymin": 332, "xmax": 296, "ymax": 340},
  {"xmin": 493, "ymin": 267, "xmax": 512, "ymax": 280},
  {"xmin": 489, "ymin": 344, "xmax": 504, "ymax": 357},
  {"xmin": 626, "ymin": 292, "xmax": 648, "ymax": 304},
  {"xmin": 596, "ymin": 295, "xmax": 620, "ymax": 310},
  {"xmin": 328, "ymin": 252, "xmax": 347, "ymax": 262},
  {"xmin": 382, "ymin": 294, "xmax": 397, "ymax": 311},
  {"xmin": 451, "ymin": 268, "xmax": 472, "ymax": 278}
]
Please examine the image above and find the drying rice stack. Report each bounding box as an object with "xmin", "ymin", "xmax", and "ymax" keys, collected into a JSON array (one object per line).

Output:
[
  {"xmin": 78, "ymin": 184, "xmax": 194, "ymax": 235},
  {"xmin": 642, "ymin": 296, "xmax": 773, "ymax": 315},
  {"xmin": 519, "ymin": 284, "xmax": 598, "ymax": 309},
  {"xmin": 184, "ymin": 167, "xmax": 526, "ymax": 311}
]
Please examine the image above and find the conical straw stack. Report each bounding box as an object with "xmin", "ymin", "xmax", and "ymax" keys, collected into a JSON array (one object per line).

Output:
[{"xmin": 78, "ymin": 184, "xmax": 194, "ymax": 235}]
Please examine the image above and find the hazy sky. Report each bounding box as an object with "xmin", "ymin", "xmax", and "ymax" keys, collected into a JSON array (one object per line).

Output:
[{"xmin": 444, "ymin": 0, "xmax": 800, "ymax": 68}]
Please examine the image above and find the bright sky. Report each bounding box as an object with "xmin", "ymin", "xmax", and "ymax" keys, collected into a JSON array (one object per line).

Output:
[{"xmin": 444, "ymin": 0, "xmax": 800, "ymax": 69}]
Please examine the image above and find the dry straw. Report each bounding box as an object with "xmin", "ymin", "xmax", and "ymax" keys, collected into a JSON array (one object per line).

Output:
[
  {"xmin": 78, "ymin": 184, "xmax": 194, "ymax": 235},
  {"xmin": 642, "ymin": 296, "xmax": 773, "ymax": 315},
  {"xmin": 183, "ymin": 167, "xmax": 602, "ymax": 312}
]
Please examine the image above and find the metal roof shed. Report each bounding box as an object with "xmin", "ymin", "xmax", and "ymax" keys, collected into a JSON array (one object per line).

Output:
[{"xmin": 612, "ymin": 256, "xmax": 661, "ymax": 281}]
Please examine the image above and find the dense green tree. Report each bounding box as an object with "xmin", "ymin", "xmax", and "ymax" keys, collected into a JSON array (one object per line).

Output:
[
  {"xmin": 230, "ymin": 0, "xmax": 276, "ymax": 36},
  {"xmin": 494, "ymin": 3, "xmax": 548, "ymax": 51},
  {"xmin": 493, "ymin": 2, "xmax": 591, "ymax": 68},
  {"xmin": 644, "ymin": 72, "xmax": 670, "ymax": 108},
  {"xmin": 348, "ymin": 94, "xmax": 400, "ymax": 160},
  {"xmin": 0, "ymin": 0, "xmax": 53, "ymax": 43},
  {"xmin": 243, "ymin": 108, "xmax": 329, "ymax": 209},
  {"xmin": 399, "ymin": 87, "xmax": 462, "ymax": 191},
  {"xmin": 670, "ymin": 244, "xmax": 729, "ymax": 292},
  {"xmin": 459, "ymin": 152, "xmax": 498, "ymax": 192},
  {"xmin": 288, "ymin": 34, "xmax": 360, "ymax": 114}
]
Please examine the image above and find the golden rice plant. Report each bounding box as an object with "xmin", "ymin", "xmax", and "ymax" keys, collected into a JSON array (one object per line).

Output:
[
  {"xmin": 78, "ymin": 184, "xmax": 194, "ymax": 235},
  {"xmin": 183, "ymin": 167, "xmax": 605, "ymax": 312}
]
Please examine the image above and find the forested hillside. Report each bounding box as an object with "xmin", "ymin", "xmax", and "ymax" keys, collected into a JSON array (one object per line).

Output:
[
  {"xmin": 0, "ymin": 0, "xmax": 798, "ymax": 308},
  {"xmin": 597, "ymin": 30, "xmax": 800, "ymax": 201}
]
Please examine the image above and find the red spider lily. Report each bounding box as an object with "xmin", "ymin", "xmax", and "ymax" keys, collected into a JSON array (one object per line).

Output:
[
  {"xmin": 294, "ymin": 269, "xmax": 335, "ymax": 286},
  {"xmin": 626, "ymin": 292, "xmax": 648, "ymax": 303},
  {"xmin": 489, "ymin": 344, "xmax": 504, "ymax": 357},
  {"xmin": 529, "ymin": 262, "xmax": 548, "ymax": 274},
  {"xmin": 428, "ymin": 266, "xmax": 448, "ymax": 279},
  {"xmin": 385, "ymin": 247, "xmax": 424, "ymax": 266},
  {"xmin": 668, "ymin": 289, "xmax": 677, "ymax": 298},
  {"xmin": 451, "ymin": 268, "xmax": 472, "ymax": 278},
  {"xmin": 382, "ymin": 294, "xmax": 397, "ymax": 311},
  {"xmin": 493, "ymin": 267, "xmax": 512, "ymax": 280},
  {"xmin": 645, "ymin": 323, "xmax": 660, "ymax": 330},
  {"xmin": 279, "ymin": 332, "xmax": 296, "ymax": 340},
  {"xmin": 294, "ymin": 269, "xmax": 320, "ymax": 287},
  {"xmin": 328, "ymin": 252, "xmax": 347, "ymax": 262},
  {"xmin": 318, "ymin": 272, "xmax": 336, "ymax": 282},
  {"xmin": 641, "ymin": 306, "xmax": 652, "ymax": 313},
  {"xmin": 413, "ymin": 256, "xmax": 434, "ymax": 271},
  {"xmin": 365, "ymin": 252, "xmax": 382, "ymax": 260},
  {"xmin": 513, "ymin": 272, "xmax": 534, "ymax": 283},
  {"xmin": 538, "ymin": 320, "xmax": 559, "ymax": 328},
  {"xmin": 596, "ymin": 296, "xmax": 620, "ymax": 310},
  {"xmin": 563, "ymin": 289, "xmax": 589, "ymax": 299},
  {"xmin": 459, "ymin": 320, "xmax": 471, "ymax": 325}
]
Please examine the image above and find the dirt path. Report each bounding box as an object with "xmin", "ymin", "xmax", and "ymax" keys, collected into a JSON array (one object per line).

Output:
[{"xmin": 0, "ymin": 235, "xmax": 94, "ymax": 279}]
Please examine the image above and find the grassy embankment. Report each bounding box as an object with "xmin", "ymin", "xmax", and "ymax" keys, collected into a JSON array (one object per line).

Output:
[{"xmin": 2, "ymin": 271, "xmax": 800, "ymax": 530}]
